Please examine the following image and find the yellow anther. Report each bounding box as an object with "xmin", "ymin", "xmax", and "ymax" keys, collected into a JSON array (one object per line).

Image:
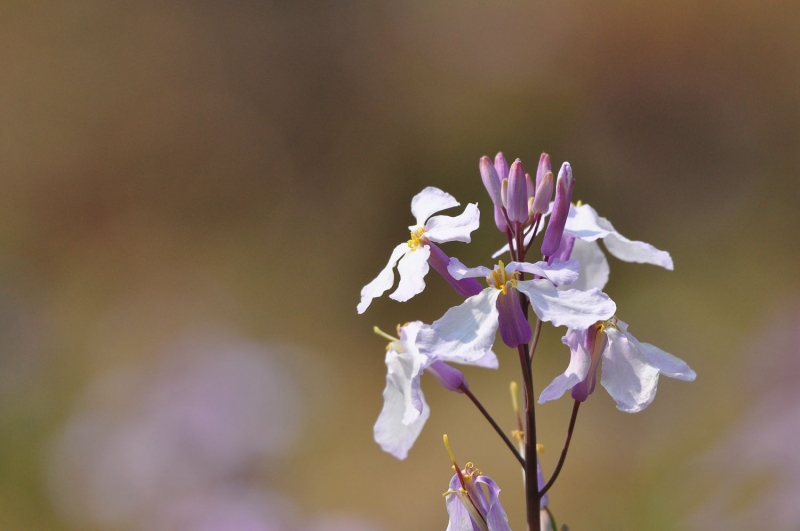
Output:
[
  {"xmin": 511, "ymin": 429, "xmax": 524, "ymax": 440},
  {"xmin": 407, "ymin": 227, "xmax": 427, "ymax": 250},
  {"xmin": 575, "ymin": 199, "xmax": 583, "ymax": 207},
  {"xmin": 510, "ymin": 382, "xmax": 519, "ymax": 414},
  {"xmin": 536, "ymin": 444, "xmax": 545, "ymax": 454}
]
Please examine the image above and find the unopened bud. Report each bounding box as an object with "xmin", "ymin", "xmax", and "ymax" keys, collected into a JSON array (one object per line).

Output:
[
  {"xmin": 426, "ymin": 360, "xmax": 467, "ymax": 392},
  {"xmin": 501, "ymin": 178, "xmax": 509, "ymax": 208},
  {"xmin": 541, "ymin": 162, "xmax": 574, "ymax": 257},
  {"xmin": 535, "ymin": 153, "xmax": 551, "ymax": 191},
  {"xmin": 479, "ymin": 156, "xmax": 503, "ymax": 206},
  {"xmin": 526, "ymin": 172, "xmax": 535, "ymax": 200},
  {"xmin": 531, "ymin": 170, "xmax": 554, "ymax": 216},
  {"xmin": 506, "ymin": 159, "xmax": 528, "ymax": 224},
  {"xmin": 494, "ymin": 152, "xmax": 509, "ymax": 181},
  {"xmin": 494, "ymin": 205, "xmax": 508, "ymax": 232}
]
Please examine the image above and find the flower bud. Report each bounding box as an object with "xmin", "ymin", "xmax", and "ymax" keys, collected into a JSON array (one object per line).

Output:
[
  {"xmin": 426, "ymin": 360, "xmax": 466, "ymax": 392},
  {"xmin": 506, "ymin": 159, "xmax": 528, "ymax": 224},
  {"xmin": 535, "ymin": 152, "xmax": 551, "ymax": 191},
  {"xmin": 479, "ymin": 156, "xmax": 503, "ymax": 206},
  {"xmin": 531, "ymin": 170, "xmax": 554, "ymax": 216},
  {"xmin": 494, "ymin": 152, "xmax": 509, "ymax": 181},
  {"xmin": 526, "ymin": 172, "xmax": 535, "ymax": 200},
  {"xmin": 493, "ymin": 205, "xmax": 508, "ymax": 233},
  {"xmin": 541, "ymin": 162, "xmax": 574, "ymax": 257}
]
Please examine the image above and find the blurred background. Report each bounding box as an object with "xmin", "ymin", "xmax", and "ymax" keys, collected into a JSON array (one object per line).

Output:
[{"xmin": 1, "ymin": 1, "xmax": 799, "ymax": 530}]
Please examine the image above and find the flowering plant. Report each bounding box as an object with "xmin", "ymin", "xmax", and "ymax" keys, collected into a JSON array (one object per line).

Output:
[{"xmin": 358, "ymin": 152, "xmax": 695, "ymax": 530}]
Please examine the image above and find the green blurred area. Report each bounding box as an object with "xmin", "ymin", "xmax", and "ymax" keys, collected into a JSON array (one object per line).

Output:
[{"xmin": 0, "ymin": 1, "xmax": 798, "ymax": 530}]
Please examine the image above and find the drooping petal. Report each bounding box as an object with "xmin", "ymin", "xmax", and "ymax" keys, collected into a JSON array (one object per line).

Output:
[
  {"xmin": 462, "ymin": 350, "xmax": 499, "ymax": 369},
  {"xmin": 635, "ymin": 341, "xmax": 696, "ymax": 381},
  {"xmin": 416, "ymin": 289, "xmax": 501, "ymax": 363},
  {"xmin": 563, "ymin": 203, "xmax": 612, "ymax": 242},
  {"xmin": 595, "ymin": 216, "xmax": 673, "ymax": 270},
  {"xmin": 390, "ymin": 245, "xmax": 431, "ymax": 302},
  {"xmin": 475, "ymin": 475, "xmax": 512, "ymax": 531},
  {"xmin": 568, "ymin": 239, "xmax": 610, "ymax": 291},
  {"xmin": 600, "ymin": 328, "xmax": 660, "ymax": 413},
  {"xmin": 496, "ymin": 288, "xmax": 532, "ymax": 347},
  {"xmin": 517, "ymin": 280, "xmax": 616, "ymax": 329},
  {"xmin": 539, "ymin": 329, "xmax": 593, "ymax": 403},
  {"xmin": 507, "ymin": 259, "xmax": 579, "ymax": 286},
  {"xmin": 373, "ymin": 376, "xmax": 430, "ymax": 460},
  {"xmin": 425, "ymin": 203, "xmax": 480, "ymax": 244},
  {"xmin": 357, "ymin": 243, "xmax": 409, "ymax": 314},
  {"xmin": 411, "ymin": 187, "xmax": 460, "ymax": 227},
  {"xmin": 383, "ymin": 340, "xmax": 429, "ymax": 424},
  {"xmin": 448, "ymin": 257, "xmax": 493, "ymax": 280}
]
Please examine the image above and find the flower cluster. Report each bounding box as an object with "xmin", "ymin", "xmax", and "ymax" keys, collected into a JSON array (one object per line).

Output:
[{"xmin": 358, "ymin": 152, "xmax": 695, "ymax": 530}]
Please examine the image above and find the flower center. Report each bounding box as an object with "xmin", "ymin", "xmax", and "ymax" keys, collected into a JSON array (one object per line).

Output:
[
  {"xmin": 485, "ymin": 260, "xmax": 519, "ymax": 295},
  {"xmin": 407, "ymin": 227, "xmax": 427, "ymax": 251},
  {"xmin": 443, "ymin": 435, "xmax": 488, "ymax": 531}
]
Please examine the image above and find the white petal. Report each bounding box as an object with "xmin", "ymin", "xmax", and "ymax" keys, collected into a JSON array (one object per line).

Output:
[
  {"xmin": 447, "ymin": 257, "xmax": 492, "ymax": 280},
  {"xmin": 568, "ymin": 239, "xmax": 610, "ymax": 291},
  {"xmin": 517, "ymin": 280, "xmax": 616, "ymax": 329},
  {"xmin": 635, "ymin": 341, "xmax": 696, "ymax": 381},
  {"xmin": 445, "ymin": 491, "xmax": 474, "ymax": 531},
  {"xmin": 563, "ymin": 203, "xmax": 612, "ymax": 242},
  {"xmin": 595, "ymin": 216, "xmax": 673, "ymax": 270},
  {"xmin": 539, "ymin": 330, "xmax": 592, "ymax": 403},
  {"xmin": 600, "ymin": 328, "xmax": 660, "ymax": 413},
  {"xmin": 390, "ymin": 245, "xmax": 431, "ymax": 302},
  {"xmin": 416, "ymin": 289, "xmax": 500, "ymax": 363},
  {"xmin": 357, "ymin": 243, "xmax": 408, "ymax": 313},
  {"xmin": 373, "ymin": 379, "xmax": 430, "ymax": 460},
  {"xmin": 425, "ymin": 203, "xmax": 480, "ymax": 244},
  {"xmin": 508, "ymin": 259, "xmax": 579, "ymax": 286},
  {"xmin": 411, "ymin": 187, "xmax": 459, "ymax": 227},
  {"xmin": 449, "ymin": 349, "xmax": 499, "ymax": 369}
]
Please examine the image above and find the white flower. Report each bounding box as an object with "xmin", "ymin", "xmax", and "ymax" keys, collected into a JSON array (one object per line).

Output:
[
  {"xmin": 539, "ymin": 318, "xmax": 696, "ymax": 413},
  {"xmin": 357, "ymin": 187, "xmax": 479, "ymax": 314}
]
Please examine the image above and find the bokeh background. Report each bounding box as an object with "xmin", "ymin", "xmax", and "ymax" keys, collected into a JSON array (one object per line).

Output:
[{"xmin": 1, "ymin": 1, "xmax": 799, "ymax": 530}]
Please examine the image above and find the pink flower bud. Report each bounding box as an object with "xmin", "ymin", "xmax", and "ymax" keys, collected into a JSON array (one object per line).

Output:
[
  {"xmin": 541, "ymin": 162, "xmax": 574, "ymax": 257},
  {"xmin": 506, "ymin": 159, "xmax": 528, "ymax": 224},
  {"xmin": 526, "ymin": 172, "xmax": 535, "ymax": 200},
  {"xmin": 535, "ymin": 152, "xmax": 551, "ymax": 191},
  {"xmin": 426, "ymin": 361, "xmax": 467, "ymax": 392},
  {"xmin": 479, "ymin": 156, "xmax": 503, "ymax": 206},
  {"xmin": 531, "ymin": 170, "xmax": 554, "ymax": 216},
  {"xmin": 494, "ymin": 205, "xmax": 508, "ymax": 232},
  {"xmin": 494, "ymin": 152, "xmax": 509, "ymax": 180}
]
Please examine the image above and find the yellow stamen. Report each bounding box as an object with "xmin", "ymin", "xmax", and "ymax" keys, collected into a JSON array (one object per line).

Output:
[
  {"xmin": 407, "ymin": 227, "xmax": 426, "ymax": 250},
  {"xmin": 510, "ymin": 382, "xmax": 519, "ymax": 415},
  {"xmin": 537, "ymin": 444, "xmax": 545, "ymax": 454},
  {"xmin": 373, "ymin": 326, "xmax": 398, "ymax": 342}
]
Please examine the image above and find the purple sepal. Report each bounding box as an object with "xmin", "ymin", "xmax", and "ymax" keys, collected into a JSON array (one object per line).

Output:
[
  {"xmin": 537, "ymin": 460, "xmax": 549, "ymax": 508},
  {"xmin": 496, "ymin": 287, "xmax": 532, "ymax": 347},
  {"xmin": 535, "ymin": 153, "xmax": 551, "ymax": 191},
  {"xmin": 480, "ymin": 156, "xmax": 503, "ymax": 207},
  {"xmin": 426, "ymin": 242, "xmax": 483, "ymax": 298},
  {"xmin": 506, "ymin": 159, "xmax": 528, "ymax": 224},
  {"xmin": 493, "ymin": 205, "xmax": 508, "ymax": 233},
  {"xmin": 548, "ymin": 234, "xmax": 576, "ymax": 264},
  {"xmin": 426, "ymin": 360, "xmax": 467, "ymax": 393},
  {"xmin": 541, "ymin": 162, "xmax": 575, "ymax": 257},
  {"xmin": 494, "ymin": 152, "xmax": 509, "ymax": 181}
]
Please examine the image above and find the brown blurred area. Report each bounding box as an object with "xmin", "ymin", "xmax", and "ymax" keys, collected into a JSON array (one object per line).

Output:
[{"xmin": 0, "ymin": 1, "xmax": 799, "ymax": 530}]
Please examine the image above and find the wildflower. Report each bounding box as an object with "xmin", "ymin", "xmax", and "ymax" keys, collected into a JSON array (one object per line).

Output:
[
  {"xmin": 357, "ymin": 187, "xmax": 480, "ymax": 314},
  {"xmin": 443, "ymin": 436, "xmax": 511, "ymax": 531},
  {"xmin": 539, "ymin": 317, "xmax": 696, "ymax": 412},
  {"xmin": 373, "ymin": 322, "xmax": 497, "ymax": 460},
  {"xmin": 416, "ymin": 258, "xmax": 616, "ymax": 359}
]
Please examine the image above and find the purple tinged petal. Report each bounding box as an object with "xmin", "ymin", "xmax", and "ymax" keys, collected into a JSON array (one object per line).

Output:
[
  {"xmin": 570, "ymin": 325, "xmax": 605, "ymax": 402},
  {"xmin": 535, "ymin": 153, "xmax": 551, "ymax": 192},
  {"xmin": 474, "ymin": 475, "xmax": 511, "ymax": 531},
  {"xmin": 445, "ymin": 485, "xmax": 478, "ymax": 531},
  {"xmin": 599, "ymin": 220, "xmax": 674, "ymax": 270},
  {"xmin": 506, "ymin": 159, "xmax": 528, "ymax": 224},
  {"xmin": 563, "ymin": 203, "xmax": 612, "ymax": 242},
  {"xmin": 539, "ymin": 329, "xmax": 592, "ymax": 404},
  {"xmin": 457, "ymin": 349, "xmax": 499, "ymax": 369},
  {"xmin": 619, "ymin": 325, "xmax": 695, "ymax": 381},
  {"xmin": 357, "ymin": 243, "xmax": 409, "ymax": 314},
  {"xmin": 416, "ymin": 289, "xmax": 501, "ymax": 363},
  {"xmin": 517, "ymin": 280, "xmax": 616, "ymax": 329},
  {"xmin": 493, "ymin": 205, "xmax": 508, "ymax": 233},
  {"xmin": 390, "ymin": 245, "xmax": 430, "ymax": 302},
  {"xmin": 537, "ymin": 460, "xmax": 549, "ymax": 508},
  {"xmin": 427, "ymin": 243, "xmax": 484, "ymax": 298},
  {"xmin": 447, "ymin": 257, "xmax": 493, "ymax": 280},
  {"xmin": 410, "ymin": 187, "xmax": 460, "ymax": 227},
  {"xmin": 531, "ymin": 171, "xmax": 554, "ymax": 217},
  {"xmin": 548, "ymin": 234, "xmax": 576, "ymax": 265},
  {"xmin": 425, "ymin": 203, "xmax": 480, "ymax": 244},
  {"xmin": 373, "ymin": 375, "xmax": 430, "ymax": 460},
  {"xmin": 426, "ymin": 361, "xmax": 467, "ymax": 392},
  {"xmin": 480, "ymin": 156, "xmax": 503, "ymax": 207},
  {"xmin": 541, "ymin": 163, "xmax": 575, "ymax": 257},
  {"xmin": 507, "ymin": 259, "xmax": 579, "ymax": 286},
  {"xmin": 600, "ymin": 328, "xmax": 660, "ymax": 413},
  {"xmin": 496, "ymin": 288, "xmax": 532, "ymax": 348},
  {"xmin": 494, "ymin": 152, "xmax": 509, "ymax": 180}
]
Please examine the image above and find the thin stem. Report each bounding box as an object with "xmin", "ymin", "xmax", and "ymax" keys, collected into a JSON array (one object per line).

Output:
[
  {"xmin": 528, "ymin": 318, "xmax": 543, "ymax": 369},
  {"xmin": 524, "ymin": 216, "xmax": 541, "ymax": 255},
  {"xmin": 461, "ymin": 386, "xmax": 525, "ymax": 467},
  {"xmin": 518, "ymin": 343, "xmax": 540, "ymax": 531},
  {"xmin": 540, "ymin": 400, "xmax": 581, "ymax": 497}
]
